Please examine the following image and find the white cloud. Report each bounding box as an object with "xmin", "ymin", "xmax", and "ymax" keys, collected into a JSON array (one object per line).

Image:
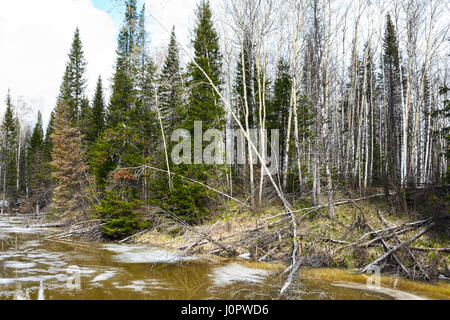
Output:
[
  {"xmin": 0, "ymin": 0, "xmax": 118, "ymax": 127},
  {"xmin": 145, "ymin": 0, "xmax": 223, "ymax": 65},
  {"xmin": 145, "ymin": 0, "xmax": 198, "ymax": 64}
]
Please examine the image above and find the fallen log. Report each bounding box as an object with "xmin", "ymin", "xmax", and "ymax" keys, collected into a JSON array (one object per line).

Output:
[
  {"xmin": 262, "ymin": 194, "xmax": 388, "ymax": 222},
  {"xmin": 44, "ymin": 224, "xmax": 105, "ymax": 240},
  {"xmin": 360, "ymin": 222, "xmax": 436, "ymax": 274},
  {"xmin": 30, "ymin": 221, "xmax": 71, "ymax": 228},
  {"xmin": 118, "ymin": 229, "xmax": 151, "ymax": 244},
  {"xmin": 279, "ymin": 257, "xmax": 305, "ymax": 296},
  {"xmin": 377, "ymin": 210, "xmax": 430, "ymax": 281},
  {"xmin": 162, "ymin": 209, "xmax": 236, "ymax": 256},
  {"xmin": 409, "ymin": 247, "xmax": 450, "ymax": 253}
]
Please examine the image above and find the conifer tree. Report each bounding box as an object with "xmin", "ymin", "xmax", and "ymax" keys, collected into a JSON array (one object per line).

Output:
[
  {"xmin": 158, "ymin": 26, "xmax": 184, "ymax": 130},
  {"xmin": 79, "ymin": 97, "xmax": 94, "ymax": 145},
  {"xmin": 44, "ymin": 110, "xmax": 55, "ymax": 162},
  {"xmin": 185, "ymin": 0, "xmax": 224, "ymax": 132},
  {"xmin": 58, "ymin": 28, "xmax": 88, "ymax": 122},
  {"xmin": 91, "ymin": 76, "xmax": 106, "ymax": 140},
  {"xmin": 27, "ymin": 111, "xmax": 49, "ymax": 214},
  {"xmin": 268, "ymin": 58, "xmax": 292, "ymax": 172},
  {"xmin": 382, "ymin": 13, "xmax": 402, "ymax": 191},
  {"xmin": 1, "ymin": 91, "xmax": 18, "ymax": 205},
  {"xmin": 107, "ymin": 0, "xmax": 139, "ymax": 128},
  {"xmin": 93, "ymin": 2, "xmax": 158, "ymax": 201},
  {"xmin": 164, "ymin": 0, "xmax": 224, "ymax": 222},
  {"xmin": 50, "ymin": 102, "xmax": 91, "ymax": 220}
]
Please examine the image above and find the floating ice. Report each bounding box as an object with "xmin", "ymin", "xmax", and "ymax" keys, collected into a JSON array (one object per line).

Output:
[
  {"xmin": 209, "ymin": 263, "xmax": 271, "ymax": 287},
  {"xmin": 92, "ymin": 270, "xmax": 116, "ymax": 282},
  {"xmin": 103, "ymin": 244, "xmax": 196, "ymax": 264},
  {"xmin": 4, "ymin": 261, "xmax": 37, "ymax": 269}
]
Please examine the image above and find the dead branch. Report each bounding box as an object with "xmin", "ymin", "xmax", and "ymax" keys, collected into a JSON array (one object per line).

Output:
[
  {"xmin": 360, "ymin": 222, "xmax": 436, "ymax": 274},
  {"xmin": 123, "ymin": 165, "xmax": 251, "ymax": 209},
  {"xmin": 377, "ymin": 210, "xmax": 431, "ymax": 280},
  {"xmin": 279, "ymin": 257, "xmax": 305, "ymax": 296}
]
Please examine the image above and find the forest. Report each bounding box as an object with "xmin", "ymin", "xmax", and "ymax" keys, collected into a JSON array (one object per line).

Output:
[{"xmin": 0, "ymin": 0, "xmax": 449, "ymax": 288}]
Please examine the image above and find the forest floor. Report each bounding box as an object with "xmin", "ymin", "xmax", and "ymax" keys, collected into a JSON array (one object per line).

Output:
[{"xmin": 134, "ymin": 188, "xmax": 450, "ymax": 281}]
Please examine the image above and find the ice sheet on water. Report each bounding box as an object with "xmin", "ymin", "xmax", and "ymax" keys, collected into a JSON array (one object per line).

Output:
[
  {"xmin": 331, "ymin": 283, "xmax": 426, "ymax": 300},
  {"xmin": 0, "ymin": 275, "xmax": 57, "ymax": 285},
  {"xmin": 103, "ymin": 244, "xmax": 197, "ymax": 264},
  {"xmin": 0, "ymin": 227, "xmax": 46, "ymax": 234},
  {"xmin": 4, "ymin": 261, "xmax": 37, "ymax": 269},
  {"xmin": 92, "ymin": 270, "xmax": 117, "ymax": 282},
  {"xmin": 209, "ymin": 263, "xmax": 271, "ymax": 287}
]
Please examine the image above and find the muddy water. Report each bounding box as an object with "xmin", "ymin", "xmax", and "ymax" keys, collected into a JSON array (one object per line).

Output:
[{"xmin": 0, "ymin": 215, "xmax": 449, "ymax": 300}]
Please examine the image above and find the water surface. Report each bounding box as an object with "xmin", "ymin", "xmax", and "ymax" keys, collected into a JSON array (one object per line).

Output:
[{"xmin": 0, "ymin": 215, "xmax": 448, "ymax": 300}]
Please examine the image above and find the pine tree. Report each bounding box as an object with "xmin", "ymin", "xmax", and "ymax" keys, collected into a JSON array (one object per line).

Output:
[
  {"xmin": 50, "ymin": 102, "xmax": 92, "ymax": 220},
  {"xmin": 58, "ymin": 28, "xmax": 88, "ymax": 122},
  {"xmin": 1, "ymin": 91, "xmax": 18, "ymax": 205}
]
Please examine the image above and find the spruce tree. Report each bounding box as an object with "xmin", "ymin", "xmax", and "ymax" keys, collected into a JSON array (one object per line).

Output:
[
  {"xmin": 1, "ymin": 91, "xmax": 18, "ymax": 205},
  {"xmin": 158, "ymin": 26, "xmax": 184, "ymax": 130},
  {"xmin": 107, "ymin": 0, "xmax": 139, "ymax": 128},
  {"xmin": 382, "ymin": 13, "xmax": 402, "ymax": 190},
  {"xmin": 27, "ymin": 111, "xmax": 49, "ymax": 213},
  {"xmin": 91, "ymin": 76, "xmax": 106, "ymax": 140},
  {"xmin": 58, "ymin": 28, "xmax": 88, "ymax": 122},
  {"xmin": 44, "ymin": 110, "xmax": 55, "ymax": 162},
  {"xmin": 185, "ymin": 0, "xmax": 224, "ymax": 132},
  {"xmin": 268, "ymin": 58, "xmax": 292, "ymax": 169},
  {"xmin": 79, "ymin": 97, "xmax": 93, "ymax": 145},
  {"xmin": 93, "ymin": 2, "xmax": 158, "ymax": 201},
  {"xmin": 50, "ymin": 102, "xmax": 91, "ymax": 220},
  {"xmin": 164, "ymin": 0, "xmax": 224, "ymax": 222}
]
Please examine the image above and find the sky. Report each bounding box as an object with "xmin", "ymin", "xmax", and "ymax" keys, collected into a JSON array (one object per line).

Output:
[{"xmin": 0, "ymin": 0, "xmax": 201, "ymax": 127}]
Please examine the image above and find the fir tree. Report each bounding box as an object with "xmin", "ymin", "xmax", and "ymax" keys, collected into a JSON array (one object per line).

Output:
[{"xmin": 94, "ymin": 2, "xmax": 158, "ymax": 202}]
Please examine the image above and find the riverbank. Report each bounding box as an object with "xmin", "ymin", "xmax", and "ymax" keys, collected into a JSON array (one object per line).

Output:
[
  {"xmin": 131, "ymin": 190, "xmax": 449, "ymax": 282},
  {"xmin": 7, "ymin": 189, "xmax": 449, "ymax": 284}
]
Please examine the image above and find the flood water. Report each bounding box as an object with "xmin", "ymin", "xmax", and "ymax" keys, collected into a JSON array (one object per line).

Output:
[{"xmin": 0, "ymin": 215, "xmax": 449, "ymax": 300}]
